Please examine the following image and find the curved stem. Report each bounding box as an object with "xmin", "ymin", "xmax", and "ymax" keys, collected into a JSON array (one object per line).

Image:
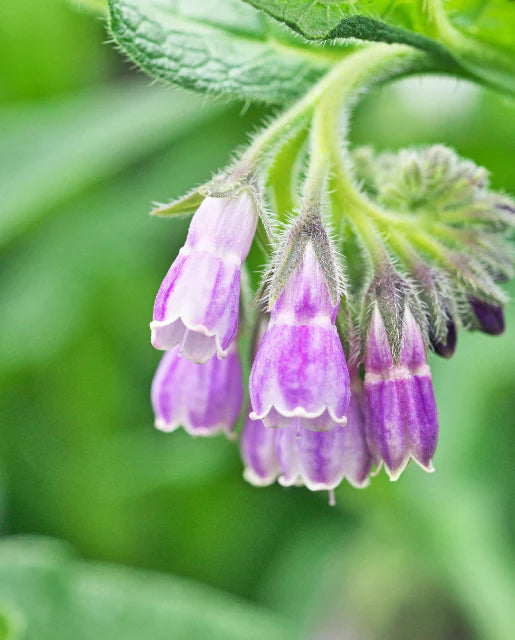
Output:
[
  {"xmin": 424, "ymin": 0, "xmax": 514, "ymax": 85},
  {"xmin": 239, "ymin": 43, "xmax": 437, "ymax": 172}
]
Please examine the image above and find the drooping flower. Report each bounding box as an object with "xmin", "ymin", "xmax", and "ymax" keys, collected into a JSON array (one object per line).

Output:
[
  {"xmin": 275, "ymin": 375, "xmax": 372, "ymax": 492},
  {"xmin": 240, "ymin": 414, "xmax": 280, "ymax": 487},
  {"xmin": 241, "ymin": 372, "xmax": 372, "ymax": 494},
  {"xmin": 151, "ymin": 342, "xmax": 243, "ymax": 437},
  {"xmin": 363, "ymin": 305, "xmax": 438, "ymax": 480},
  {"xmin": 151, "ymin": 191, "xmax": 258, "ymax": 362},
  {"xmin": 249, "ymin": 241, "xmax": 350, "ymax": 430}
]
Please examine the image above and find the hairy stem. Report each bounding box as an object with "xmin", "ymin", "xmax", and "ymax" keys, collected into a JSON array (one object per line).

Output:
[{"xmin": 240, "ymin": 43, "xmax": 436, "ymax": 172}]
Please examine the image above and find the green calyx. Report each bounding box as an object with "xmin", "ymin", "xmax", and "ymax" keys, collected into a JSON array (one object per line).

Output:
[
  {"xmin": 230, "ymin": 42, "xmax": 513, "ymax": 352},
  {"xmin": 148, "ymin": 36, "xmax": 512, "ymax": 354}
]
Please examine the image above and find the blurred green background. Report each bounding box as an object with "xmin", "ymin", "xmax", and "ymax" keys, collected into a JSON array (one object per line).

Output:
[{"xmin": 0, "ymin": 1, "xmax": 514, "ymax": 639}]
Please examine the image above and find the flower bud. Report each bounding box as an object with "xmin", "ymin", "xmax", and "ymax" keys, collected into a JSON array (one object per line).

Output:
[
  {"xmin": 468, "ymin": 296, "xmax": 505, "ymax": 335},
  {"xmin": 429, "ymin": 314, "xmax": 457, "ymax": 358},
  {"xmin": 151, "ymin": 192, "xmax": 258, "ymax": 362},
  {"xmin": 364, "ymin": 306, "xmax": 438, "ymax": 480},
  {"xmin": 240, "ymin": 415, "xmax": 280, "ymax": 487},
  {"xmin": 151, "ymin": 342, "xmax": 243, "ymax": 436},
  {"xmin": 249, "ymin": 242, "xmax": 350, "ymax": 430}
]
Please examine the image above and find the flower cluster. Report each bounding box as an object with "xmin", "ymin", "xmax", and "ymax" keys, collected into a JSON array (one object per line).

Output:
[{"xmin": 149, "ymin": 144, "xmax": 513, "ymax": 502}]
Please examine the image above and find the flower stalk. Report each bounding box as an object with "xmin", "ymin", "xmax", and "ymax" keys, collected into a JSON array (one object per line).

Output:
[{"xmin": 147, "ymin": 39, "xmax": 514, "ymax": 499}]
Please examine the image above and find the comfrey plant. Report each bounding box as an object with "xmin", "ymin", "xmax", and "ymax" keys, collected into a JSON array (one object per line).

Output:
[{"xmin": 108, "ymin": 0, "xmax": 514, "ymax": 502}]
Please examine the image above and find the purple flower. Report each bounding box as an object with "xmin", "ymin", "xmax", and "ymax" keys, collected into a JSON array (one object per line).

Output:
[
  {"xmin": 275, "ymin": 385, "xmax": 372, "ymax": 492},
  {"xmin": 468, "ymin": 296, "xmax": 505, "ymax": 335},
  {"xmin": 364, "ymin": 306, "xmax": 438, "ymax": 480},
  {"xmin": 151, "ymin": 342, "xmax": 243, "ymax": 437},
  {"xmin": 429, "ymin": 313, "xmax": 457, "ymax": 359},
  {"xmin": 240, "ymin": 415, "xmax": 280, "ymax": 487},
  {"xmin": 151, "ymin": 192, "xmax": 258, "ymax": 363},
  {"xmin": 241, "ymin": 376, "xmax": 372, "ymax": 492},
  {"xmin": 249, "ymin": 242, "xmax": 350, "ymax": 430}
]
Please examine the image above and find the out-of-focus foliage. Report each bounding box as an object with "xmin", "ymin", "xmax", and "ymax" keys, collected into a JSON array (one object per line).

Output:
[
  {"xmin": 0, "ymin": 537, "xmax": 295, "ymax": 640},
  {"xmin": 0, "ymin": 1, "xmax": 514, "ymax": 639}
]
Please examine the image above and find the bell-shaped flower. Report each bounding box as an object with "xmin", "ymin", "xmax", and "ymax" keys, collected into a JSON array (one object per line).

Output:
[
  {"xmin": 240, "ymin": 415, "xmax": 280, "ymax": 487},
  {"xmin": 364, "ymin": 305, "xmax": 438, "ymax": 480},
  {"xmin": 151, "ymin": 192, "xmax": 258, "ymax": 363},
  {"xmin": 151, "ymin": 342, "xmax": 243, "ymax": 437},
  {"xmin": 249, "ymin": 242, "xmax": 350, "ymax": 430}
]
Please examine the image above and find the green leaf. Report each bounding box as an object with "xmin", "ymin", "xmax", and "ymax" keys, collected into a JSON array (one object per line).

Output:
[
  {"xmin": 244, "ymin": 0, "xmax": 441, "ymax": 49},
  {"xmin": 151, "ymin": 188, "xmax": 204, "ymax": 217},
  {"xmin": 0, "ymin": 82, "xmax": 225, "ymax": 247},
  {"xmin": 0, "ymin": 537, "xmax": 296, "ymax": 640},
  {"xmin": 107, "ymin": 0, "xmax": 342, "ymax": 103},
  {"xmin": 243, "ymin": 0, "xmax": 515, "ymax": 93}
]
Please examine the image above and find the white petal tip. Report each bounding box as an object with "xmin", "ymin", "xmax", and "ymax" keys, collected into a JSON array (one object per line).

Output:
[
  {"xmin": 385, "ymin": 458, "xmax": 410, "ymax": 482},
  {"xmin": 278, "ymin": 475, "xmax": 303, "ymax": 488},
  {"xmin": 249, "ymin": 406, "xmax": 347, "ymax": 429},
  {"xmin": 413, "ymin": 458, "xmax": 435, "ymax": 474},
  {"xmin": 154, "ymin": 419, "xmax": 179, "ymax": 433},
  {"xmin": 346, "ymin": 477, "xmax": 371, "ymax": 489},
  {"xmin": 243, "ymin": 468, "xmax": 278, "ymax": 487}
]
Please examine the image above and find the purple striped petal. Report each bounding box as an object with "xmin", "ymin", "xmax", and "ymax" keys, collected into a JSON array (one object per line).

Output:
[
  {"xmin": 365, "ymin": 306, "xmax": 426, "ymax": 374},
  {"xmin": 364, "ymin": 373, "xmax": 438, "ymax": 480},
  {"xmin": 240, "ymin": 415, "xmax": 279, "ymax": 486},
  {"xmin": 364, "ymin": 307, "xmax": 438, "ymax": 480},
  {"xmin": 274, "ymin": 406, "xmax": 372, "ymax": 492},
  {"xmin": 340, "ymin": 388, "xmax": 374, "ymax": 488},
  {"xmin": 151, "ymin": 193, "xmax": 257, "ymax": 362},
  {"xmin": 151, "ymin": 343, "xmax": 243, "ymax": 437},
  {"xmin": 273, "ymin": 241, "xmax": 337, "ymax": 322},
  {"xmin": 151, "ymin": 252, "xmax": 240, "ymax": 362},
  {"xmin": 250, "ymin": 324, "xmax": 350, "ymax": 430},
  {"xmin": 249, "ymin": 242, "xmax": 350, "ymax": 431}
]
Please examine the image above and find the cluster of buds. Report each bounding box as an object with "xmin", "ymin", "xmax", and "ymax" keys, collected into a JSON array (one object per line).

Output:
[{"xmin": 149, "ymin": 144, "xmax": 513, "ymax": 502}]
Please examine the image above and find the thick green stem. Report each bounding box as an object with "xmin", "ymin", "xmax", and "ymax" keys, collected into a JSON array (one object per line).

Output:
[
  {"xmin": 240, "ymin": 43, "xmax": 435, "ymax": 172},
  {"xmin": 301, "ymin": 107, "xmax": 330, "ymax": 217}
]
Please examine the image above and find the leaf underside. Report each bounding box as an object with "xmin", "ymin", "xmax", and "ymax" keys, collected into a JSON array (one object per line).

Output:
[
  {"xmin": 243, "ymin": 0, "xmax": 515, "ymax": 94},
  {"xmin": 108, "ymin": 0, "xmax": 515, "ymax": 102},
  {"xmin": 107, "ymin": 0, "xmax": 340, "ymax": 104}
]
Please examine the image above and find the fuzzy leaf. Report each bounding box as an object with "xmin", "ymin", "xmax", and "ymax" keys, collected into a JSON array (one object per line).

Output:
[
  {"xmin": 151, "ymin": 188, "xmax": 204, "ymax": 217},
  {"xmin": 107, "ymin": 0, "xmax": 339, "ymax": 103},
  {"xmin": 243, "ymin": 0, "xmax": 515, "ymax": 93},
  {"xmin": 243, "ymin": 0, "xmax": 442, "ymax": 49}
]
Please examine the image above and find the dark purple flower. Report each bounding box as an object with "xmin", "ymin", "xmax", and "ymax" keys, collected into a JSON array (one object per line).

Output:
[
  {"xmin": 429, "ymin": 314, "xmax": 457, "ymax": 358},
  {"xmin": 151, "ymin": 342, "xmax": 243, "ymax": 437},
  {"xmin": 364, "ymin": 306, "xmax": 438, "ymax": 480},
  {"xmin": 151, "ymin": 192, "xmax": 257, "ymax": 362},
  {"xmin": 468, "ymin": 296, "xmax": 505, "ymax": 335},
  {"xmin": 249, "ymin": 242, "xmax": 350, "ymax": 430}
]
